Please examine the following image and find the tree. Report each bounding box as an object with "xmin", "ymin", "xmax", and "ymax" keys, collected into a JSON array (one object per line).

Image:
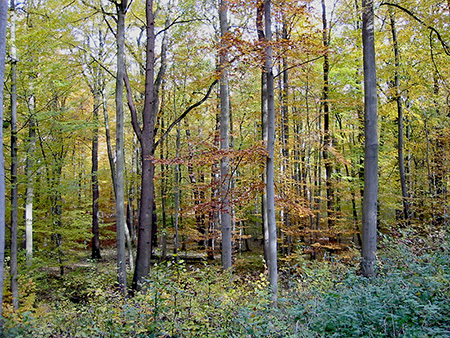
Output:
[
  {"xmin": 81, "ymin": 25, "xmax": 108, "ymax": 261},
  {"xmin": 264, "ymin": 0, "xmax": 278, "ymax": 302},
  {"xmin": 114, "ymin": 0, "xmax": 128, "ymax": 294},
  {"xmin": 0, "ymin": 0, "xmax": 9, "ymax": 321},
  {"xmin": 388, "ymin": 7, "xmax": 410, "ymax": 223},
  {"xmin": 256, "ymin": 0, "xmax": 270, "ymax": 266},
  {"xmin": 90, "ymin": 61, "xmax": 101, "ymax": 260},
  {"xmin": 131, "ymin": 0, "xmax": 159, "ymax": 291},
  {"xmin": 321, "ymin": 0, "xmax": 334, "ymax": 228},
  {"xmin": 9, "ymin": 0, "xmax": 19, "ymax": 310},
  {"xmin": 219, "ymin": 0, "xmax": 232, "ymax": 271},
  {"xmin": 361, "ymin": 0, "xmax": 378, "ymax": 278}
]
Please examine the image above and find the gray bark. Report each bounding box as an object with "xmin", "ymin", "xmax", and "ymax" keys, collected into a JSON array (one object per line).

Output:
[
  {"xmin": 115, "ymin": 0, "xmax": 128, "ymax": 294},
  {"xmin": 174, "ymin": 126, "xmax": 181, "ymax": 260},
  {"xmin": 361, "ymin": 0, "xmax": 379, "ymax": 278},
  {"xmin": 103, "ymin": 91, "xmax": 116, "ymax": 192},
  {"xmin": 389, "ymin": 8, "xmax": 410, "ymax": 222},
  {"xmin": 91, "ymin": 84, "xmax": 101, "ymax": 260},
  {"xmin": 256, "ymin": 0, "xmax": 269, "ymax": 265},
  {"xmin": 264, "ymin": 0, "xmax": 278, "ymax": 303},
  {"xmin": 132, "ymin": 0, "xmax": 158, "ymax": 291},
  {"xmin": 219, "ymin": 0, "xmax": 232, "ymax": 270}
]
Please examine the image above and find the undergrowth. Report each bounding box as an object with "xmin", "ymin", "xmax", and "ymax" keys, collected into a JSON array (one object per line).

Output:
[{"xmin": 1, "ymin": 237, "xmax": 449, "ymax": 337}]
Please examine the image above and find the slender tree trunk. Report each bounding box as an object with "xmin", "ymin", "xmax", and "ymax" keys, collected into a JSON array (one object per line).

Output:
[
  {"xmin": 219, "ymin": 0, "xmax": 232, "ymax": 270},
  {"xmin": 389, "ymin": 8, "xmax": 409, "ymax": 223},
  {"xmin": 0, "ymin": 0, "xmax": 7, "ymax": 321},
  {"xmin": 10, "ymin": 0, "xmax": 19, "ymax": 310},
  {"xmin": 115, "ymin": 0, "xmax": 128, "ymax": 294},
  {"xmin": 256, "ymin": 0, "xmax": 269, "ymax": 264},
  {"xmin": 159, "ymin": 118, "xmax": 167, "ymax": 261},
  {"xmin": 208, "ymin": 113, "xmax": 220, "ymax": 260},
  {"xmin": 173, "ymin": 126, "xmax": 181, "ymax": 261},
  {"xmin": 47, "ymin": 157, "xmax": 65, "ymax": 277},
  {"xmin": 103, "ymin": 90, "xmax": 116, "ymax": 192},
  {"xmin": 24, "ymin": 8, "xmax": 36, "ymax": 265},
  {"xmin": 264, "ymin": 0, "xmax": 278, "ymax": 303},
  {"xmin": 322, "ymin": 0, "xmax": 334, "ymax": 228},
  {"xmin": 91, "ymin": 87, "xmax": 101, "ymax": 259},
  {"xmin": 25, "ymin": 94, "xmax": 36, "ymax": 266},
  {"xmin": 361, "ymin": 0, "xmax": 378, "ymax": 278},
  {"xmin": 278, "ymin": 13, "xmax": 290, "ymax": 254},
  {"xmin": 157, "ymin": 11, "xmax": 171, "ymax": 261}
]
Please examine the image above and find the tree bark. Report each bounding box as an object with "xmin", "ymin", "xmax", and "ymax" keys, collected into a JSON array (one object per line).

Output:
[
  {"xmin": 115, "ymin": 0, "xmax": 128, "ymax": 294},
  {"xmin": 219, "ymin": 0, "xmax": 232, "ymax": 271},
  {"xmin": 25, "ymin": 94, "xmax": 36, "ymax": 266},
  {"xmin": 10, "ymin": 0, "xmax": 19, "ymax": 310},
  {"xmin": 103, "ymin": 90, "xmax": 116, "ymax": 193},
  {"xmin": 321, "ymin": 0, "xmax": 334, "ymax": 228},
  {"xmin": 361, "ymin": 0, "xmax": 379, "ymax": 278},
  {"xmin": 0, "ymin": 0, "xmax": 7, "ymax": 320},
  {"xmin": 132, "ymin": 0, "xmax": 158, "ymax": 291},
  {"xmin": 91, "ymin": 84, "xmax": 101, "ymax": 260},
  {"xmin": 24, "ymin": 1, "xmax": 37, "ymax": 266},
  {"xmin": 389, "ymin": 8, "xmax": 410, "ymax": 223},
  {"xmin": 264, "ymin": 0, "xmax": 278, "ymax": 303},
  {"xmin": 173, "ymin": 126, "xmax": 181, "ymax": 261},
  {"xmin": 256, "ymin": 0, "xmax": 269, "ymax": 265}
]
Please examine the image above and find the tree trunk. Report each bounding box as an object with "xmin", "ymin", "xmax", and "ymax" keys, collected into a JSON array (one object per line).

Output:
[
  {"xmin": 159, "ymin": 117, "xmax": 167, "ymax": 261},
  {"xmin": 132, "ymin": 0, "xmax": 158, "ymax": 291},
  {"xmin": 361, "ymin": 0, "xmax": 378, "ymax": 278},
  {"xmin": 115, "ymin": 0, "xmax": 128, "ymax": 294},
  {"xmin": 25, "ymin": 5, "xmax": 36, "ymax": 265},
  {"xmin": 10, "ymin": 0, "xmax": 19, "ymax": 309},
  {"xmin": 256, "ymin": 0, "xmax": 269, "ymax": 265},
  {"xmin": 103, "ymin": 90, "xmax": 116, "ymax": 193},
  {"xmin": 321, "ymin": 0, "xmax": 334, "ymax": 228},
  {"xmin": 219, "ymin": 0, "xmax": 232, "ymax": 270},
  {"xmin": 91, "ymin": 85, "xmax": 101, "ymax": 260},
  {"xmin": 264, "ymin": 0, "xmax": 278, "ymax": 303},
  {"xmin": 0, "ymin": 0, "xmax": 7, "ymax": 320},
  {"xmin": 389, "ymin": 8, "xmax": 410, "ymax": 223},
  {"xmin": 25, "ymin": 94, "xmax": 36, "ymax": 266},
  {"xmin": 173, "ymin": 126, "xmax": 181, "ymax": 261}
]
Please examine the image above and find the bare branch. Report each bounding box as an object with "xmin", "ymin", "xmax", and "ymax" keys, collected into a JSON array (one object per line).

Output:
[
  {"xmin": 153, "ymin": 80, "xmax": 218, "ymax": 151},
  {"xmin": 274, "ymin": 55, "xmax": 324, "ymax": 79},
  {"xmin": 155, "ymin": 17, "xmax": 205, "ymax": 37},
  {"xmin": 124, "ymin": 69, "xmax": 142, "ymax": 141},
  {"xmin": 380, "ymin": 2, "xmax": 450, "ymax": 55}
]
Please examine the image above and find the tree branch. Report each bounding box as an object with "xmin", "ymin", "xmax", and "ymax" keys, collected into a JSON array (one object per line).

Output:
[
  {"xmin": 124, "ymin": 68, "xmax": 142, "ymax": 141},
  {"xmin": 380, "ymin": 2, "xmax": 450, "ymax": 55},
  {"xmin": 274, "ymin": 55, "xmax": 324, "ymax": 79},
  {"xmin": 153, "ymin": 79, "xmax": 218, "ymax": 151},
  {"xmin": 155, "ymin": 17, "xmax": 205, "ymax": 37}
]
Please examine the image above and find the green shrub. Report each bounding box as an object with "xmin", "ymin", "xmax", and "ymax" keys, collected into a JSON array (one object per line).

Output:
[
  {"xmin": 2, "ymin": 240, "xmax": 449, "ymax": 337},
  {"xmin": 291, "ymin": 243, "xmax": 450, "ymax": 337}
]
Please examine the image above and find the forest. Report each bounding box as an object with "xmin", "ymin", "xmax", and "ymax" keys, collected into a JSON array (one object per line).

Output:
[{"xmin": 0, "ymin": 0, "xmax": 447, "ymax": 336}]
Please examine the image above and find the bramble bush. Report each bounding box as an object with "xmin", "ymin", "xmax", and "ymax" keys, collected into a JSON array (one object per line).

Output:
[{"xmin": 2, "ymin": 237, "xmax": 449, "ymax": 337}]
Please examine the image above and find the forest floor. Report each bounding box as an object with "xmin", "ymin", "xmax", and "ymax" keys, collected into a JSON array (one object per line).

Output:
[{"xmin": 2, "ymin": 230, "xmax": 449, "ymax": 337}]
